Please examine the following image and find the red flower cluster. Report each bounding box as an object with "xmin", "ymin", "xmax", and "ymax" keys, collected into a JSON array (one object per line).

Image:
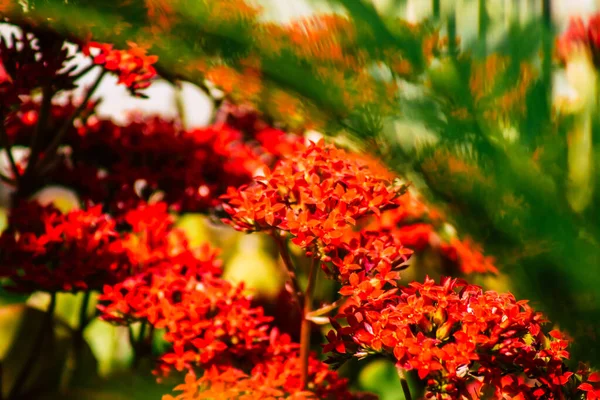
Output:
[
  {"xmin": 83, "ymin": 41, "xmax": 158, "ymax": 95},
  {"xmin": 97, "ymin": 202, "xmax": 270, "ymax": 373},
  {"xmin": 0, "ymin": 201, "xmax": 130, "ymax": 292},
  {"xmin": 578, "ymin": 367, "xmax": 600, "ymax": 399},
  {"xmin": 557, "ymin": 13, "xmax": 600, "ymax": 66},
  {"xmin": 97, "ymin": 202, "xmax": 359, "ymax": 398},
  {"xmin": 367, "ymin": 191, "xmax": 498, "ymax": 275},
  {"xmin": 326, "ymin": 277, "xmax": 574, "ymax": 399},
  {"xmin": 222, "ymin": 140, "xmax": 405, "ymax": 258},
  {"xmin": 164, "ymin": 331, "xmax": 363, "ymax": 400}
]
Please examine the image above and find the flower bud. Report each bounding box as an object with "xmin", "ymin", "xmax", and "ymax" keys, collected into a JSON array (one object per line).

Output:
[
  {"xmin": 418, "ymin": 316, "xmax": 433, "ymax": 333},
  {"xmin": 436, "ymin": 319, "xmax": 455, "ymax": 340},
  {"xmin": 433, "ymin": 308, "xmax": 447, "ymax": 326}
]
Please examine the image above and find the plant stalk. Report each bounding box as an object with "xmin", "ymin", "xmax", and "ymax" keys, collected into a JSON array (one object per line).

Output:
[
  {"xmin": 23, "ymin": 85, "xmax": 52, "ymax": 181},
  {"xmin": 8, "ymin": 293, "xmax": 56, "ymax": 400},
  {"xmin": 0, "ymin": 120, "xmax": 20, "ymax": 183},
  {"xmin": 299, "ymin": 257, "xmax": 318, "ymax": 389},
  {"xmin": 273, "ymin": 232, "xmax": 303, "ymax": 310},
  {"xmin": 396, "ymin": 365, "xmax": 413, "ymax": 400}
]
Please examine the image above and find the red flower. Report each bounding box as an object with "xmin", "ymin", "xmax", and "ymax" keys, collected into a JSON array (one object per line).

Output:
[
  {"xmin": 327, "ymin": 276, "xmax": 573, "ymax": 398},
  {"xmin": 83, "ymin": 41, "xmax": 158, "ymax": 96}
]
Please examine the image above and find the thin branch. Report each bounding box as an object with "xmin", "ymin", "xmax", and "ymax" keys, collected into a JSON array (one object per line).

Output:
[
  {"xmin": 306, "ymin": 297, "xmax": 345, "ymax": 319},
  {"xmin": 71, "ymin": 63, "xmax": 98, "ymax": 81},
  {"xmin": 8, "ymin": 293, "xmax": 56, "ymax": 400},
  {"xmin": 0, "ymin": 173, "xmax": 15, "ymax": 186},
  {"xmin": 300, "ymin": 257, "xmax": 319, "ymax": 390},
  {"xmin": 23, "ymin": 85, "xmax": 52, "ymax": 180},
  {"xmin": 78, "ymin": 291, "xmax": 92, "ymax": 332},
  {"xmin": 272, "ymin": 232, "xmax": 303, "ymax": 310},
  {"xmin": 36, "ymin": 70, "xmax": 106, "ymax": 175},
  {"xmin": 174, "ymin": 80, "xmax": 188, "ymax": 128},
  {"xmin": 0, "ymin": 122, "xmax": 21, "ymax": 183}
]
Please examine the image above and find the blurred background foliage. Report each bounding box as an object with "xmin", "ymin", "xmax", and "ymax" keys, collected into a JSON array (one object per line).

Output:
[{"xmin": 2, "ymin": 0, "xmax": 600, "ymax": 398}]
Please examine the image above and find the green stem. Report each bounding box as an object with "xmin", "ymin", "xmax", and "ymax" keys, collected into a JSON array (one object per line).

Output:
[
  {"xmin": 8, "ymin": 293, "xmax": 56, "ymax": 400},
  {"xmin": 432, "ymin": 0, "xmax": 440, "ymax": 20},
  {"xmin": 273, "ymin": 232, "xmax": 303, "ymax": 311},
  {"xmin": 542, "ymin": 0, "xmax": 552, "ymax": 102},
  {"xmin": 447, "ymin": 10, "xmax": 457, "ymax": 59},
  {"xmin": 174, "ymin": 80, "xmax": 188, "ymax": 128},
  {"xmin": 78, "ymin": 291, "xmax": 91, "ymax": 333},
  {"xmin": 299, "ymin": 257, "xmax": 318, "ymax": 389},
  {"xmin": 478, "ymin": 0, "xmax": 488, "ymax": 54},
  {"xmin": 396, "ymin": 365, "xmax": 412, "ymax": 400},
  {"xmin": 132, "ymin": 321, "xmax": 148, "ymax": 369}
]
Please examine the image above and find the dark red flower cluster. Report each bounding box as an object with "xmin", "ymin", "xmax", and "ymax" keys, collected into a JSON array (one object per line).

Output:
[
  {"xmin": 5, "ymin": 101, "xmax": 269, "ymax": 213},
  {"xmin": 218, "ymin": 102, "xmax": 306, "ymax": 160},
  {"xmin": 66, "ymin": 115, "xmax": 262, "ymax": 213},
  {"xmin": 326, "ymin": 276, "xmax": 576, "ymax": 399},
  {"xmin": 82, "ymin": 41, "xmax": 158, "ymax": 95},
  {"xmin": 0, "ymin": 200, "xmax": 130, "ymax": 292},
  {"xmin": 557, "ymin": 13, "xmax": 600, "ymax": 66},
  {"xmin": 0, "ymin": 29, "xmax": 77, "ymax": 106}
]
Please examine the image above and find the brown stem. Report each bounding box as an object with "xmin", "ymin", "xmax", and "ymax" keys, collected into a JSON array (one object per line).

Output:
[
  {"xmin": 36, "ymin": 70, "xmax": 106, "ymax": 175},
  {"xmin": 8, "ymin": 293, "xmax": 56, "ymax": 400},
  {"xmin": 23, "ymin": 85, "xmax": 52, "ymax": 181},
  {"xmin": 0, "ymin": 121, "xmax": 20, "ymax": 183},
  {"xmin": 70, "ymin": 63, "xmax": 98, "ymax": 82},
  {"xmin": 272, "ymin": 232, "xmax": 303, "ymax": 310},
  {"xmin": 300, "ymin": 257, "xmax": 319, "ymax": 389},
  {"xmin": 0, "ymin": 362, "xmax": 3, "ymax": 400},
  {"xmin": 396, "ymin": 365, "xmax": 412, "ymax": 400}
]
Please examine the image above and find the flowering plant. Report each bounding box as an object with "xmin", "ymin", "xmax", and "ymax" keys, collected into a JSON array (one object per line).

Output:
[{"xmin": 0, "ymin": 1, "xmax": 600, "ymax": 399}]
